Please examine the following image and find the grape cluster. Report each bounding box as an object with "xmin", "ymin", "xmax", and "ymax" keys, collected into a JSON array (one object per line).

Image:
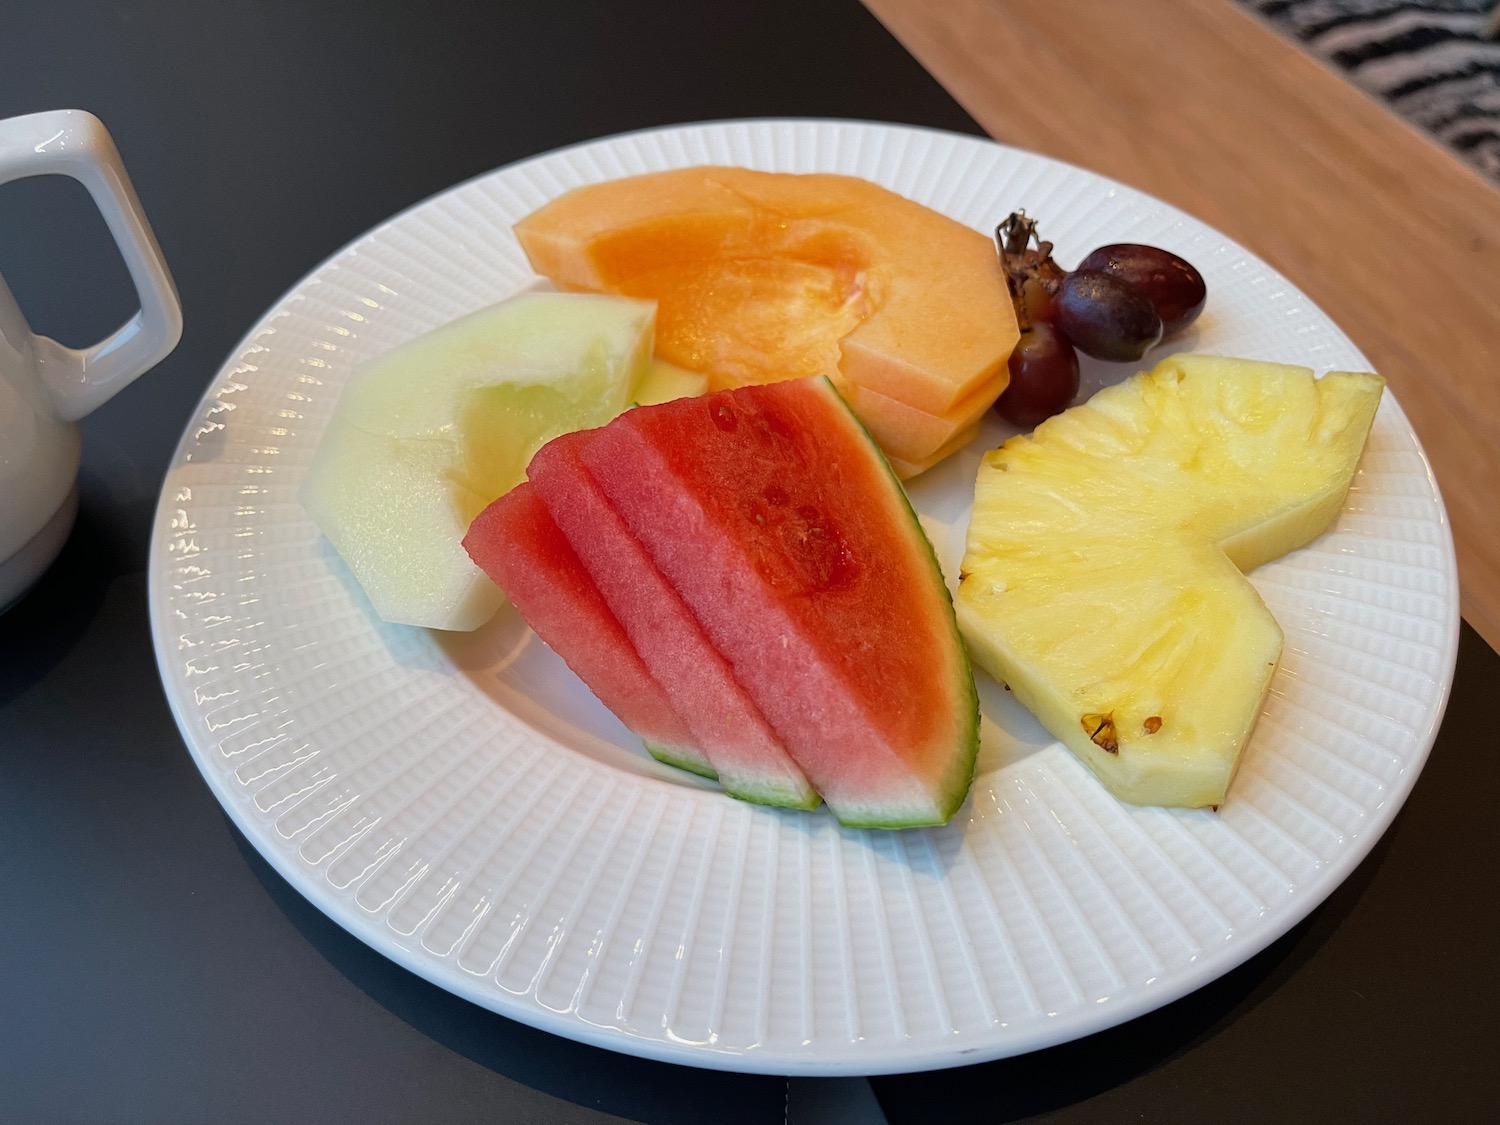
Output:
[{"xmin": 995, "ymin": 213, "xmax": 1206, "ymax": 428}]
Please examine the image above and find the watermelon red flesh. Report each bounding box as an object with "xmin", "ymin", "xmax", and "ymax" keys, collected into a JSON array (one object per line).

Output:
[
  {"xmin": 580, "ymin": 377, "xmax": 978, "ymax": 828},
  {"xmin": 462, "ymin": 482, "xmax": 714, "ymax": 778},
  {"xmin": 528, "ymin": 432, "xmax": 818, "ymax": 809}
]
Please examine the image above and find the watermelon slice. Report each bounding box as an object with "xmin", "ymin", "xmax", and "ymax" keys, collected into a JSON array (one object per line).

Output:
[
  {"xmin": 529, "ymin": 432, "xmax": 818, "ymax": 809},
  {"xmin": 580, "ymin": 377, "xmax": 979, "ymax": 828},
  {"xmin": 462, "ymin": 482, "xmax": 714, "ymax": 778}
]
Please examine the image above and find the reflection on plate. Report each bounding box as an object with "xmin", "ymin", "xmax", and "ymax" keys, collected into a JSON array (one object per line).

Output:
[{"xmin": 147, "ymin": 120, "xmax": 1457, "ymax": 1074}]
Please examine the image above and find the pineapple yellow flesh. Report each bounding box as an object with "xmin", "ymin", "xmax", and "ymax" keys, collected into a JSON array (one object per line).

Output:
[{"xmin": 957, "ymin": 354, "xmax": 1384, "ymax": 807}]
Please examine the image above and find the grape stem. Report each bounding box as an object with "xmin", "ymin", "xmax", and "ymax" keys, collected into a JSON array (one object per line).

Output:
[
  {"xmin": 1002, "ymin": 264, "xmax": 1033, "ymax": 333},
  {"xmin": 995, "ymin": 210, "xmax": 1061, "ymax": 334},
  {"xmin": 997, "ymin": 211, "xmax": 1042, "ymax": 259}
]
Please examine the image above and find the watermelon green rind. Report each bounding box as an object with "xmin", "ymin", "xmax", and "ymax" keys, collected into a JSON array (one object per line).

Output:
[
  {"xmin": 642, "ymin": 740, "xmax": 720, "ymax": 779},
  {"xmin": 712, "ymin": 775, "xmax": 821, "ymax": 809},
  {"xmin": 583, "ymin": 376, "xmax": 979, "ymax": 829}
]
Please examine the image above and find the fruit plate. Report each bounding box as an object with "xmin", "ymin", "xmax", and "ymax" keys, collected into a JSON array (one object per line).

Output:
[{"xmin": 147, "ymin": 119, "xmax": 1458, "ymax": 1075}]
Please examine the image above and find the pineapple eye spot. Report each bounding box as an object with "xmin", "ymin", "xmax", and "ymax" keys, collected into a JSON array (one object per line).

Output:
[{"xmin": 1081, "ymin": 712, "xmax": 1119, "ymax": 754}]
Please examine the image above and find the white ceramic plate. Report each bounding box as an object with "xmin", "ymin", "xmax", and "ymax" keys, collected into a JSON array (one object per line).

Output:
[{"xmin": 148, "ymin": 120, "xmax": 1457, "ymax": 1075}]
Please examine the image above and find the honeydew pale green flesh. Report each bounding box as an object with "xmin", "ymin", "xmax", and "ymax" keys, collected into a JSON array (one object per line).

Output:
[
  {"xmin": 634, "ymin": 358, "xmax": 708, "ymax": 406},
  {"xmin": 957, "ymin": 354, "xmax": 1384, "ymax": 807},
  {"xmin": 299, "ymin": 292, "xmax": 655, "ymax": 631}
]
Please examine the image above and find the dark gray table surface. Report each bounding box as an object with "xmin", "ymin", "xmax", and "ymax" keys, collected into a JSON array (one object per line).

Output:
[{"xmin": 2, "ymin": 2, "xmax": 1497, "ymax": 1122}]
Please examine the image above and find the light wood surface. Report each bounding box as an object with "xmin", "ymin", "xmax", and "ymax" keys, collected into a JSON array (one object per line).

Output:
[{"xmin": 865, "ymin": 0, "xmax": 1500, "ymax": 651}]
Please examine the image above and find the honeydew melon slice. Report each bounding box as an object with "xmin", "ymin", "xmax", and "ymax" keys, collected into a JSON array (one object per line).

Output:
[
  {"xmin": 634, "ymin": 358, "xmax": 709, "ymax": 406},
  {"xmin": 300, "ymin": 291, "xmax": 654, "ymax": 630}
]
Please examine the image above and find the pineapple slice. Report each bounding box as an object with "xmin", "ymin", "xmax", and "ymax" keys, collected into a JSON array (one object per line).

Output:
[{"xmin": 957, "ymin": 354, "xmax": 1384, "ymax": 807}]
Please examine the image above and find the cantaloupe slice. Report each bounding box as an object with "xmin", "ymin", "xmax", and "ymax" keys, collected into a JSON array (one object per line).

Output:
[
  {"xmin": 886, "ymin": 420, "xmax": 984, "ymax": 480},
  {"xmin": 514, "ymin": 167, "xmax": 1017, "ymax": 459},
  {"xmin": 845, "ymin": 376, "xmax": 1003, "ymax": 466}
]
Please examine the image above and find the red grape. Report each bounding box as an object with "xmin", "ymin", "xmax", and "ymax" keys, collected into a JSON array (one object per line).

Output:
[
  {"xmin": 1015, "ymin": 256, "xmax": 1060, "ymax": 324},
  {"xmin": 998, "ymin": 321, "xmax": 1080, "ymax": 428},
  {"xmin": 1075, "ymin": 244, "xmax": 1206, "ymax": 336},
  {"xmin": 1054, "ymin": 270, "xmax": 1163, "ymax": 362}
]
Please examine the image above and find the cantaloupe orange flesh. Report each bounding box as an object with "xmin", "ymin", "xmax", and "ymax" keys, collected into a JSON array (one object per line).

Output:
[
  {"xmin": 514, "ymin": 168, "xmax": 1017, "ymax": 457},
  {"xmin": 847, "ymin": 376, "xmax": 1002, "ymax": 466},
  {"xmin": 887, "ymin": 420, "xmax": 984, "ymax": 480}
]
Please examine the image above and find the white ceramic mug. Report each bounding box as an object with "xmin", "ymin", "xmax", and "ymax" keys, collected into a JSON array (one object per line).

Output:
[{"xmin": 0, "ymin": 109, "xmax": 182, "ymax": 609}]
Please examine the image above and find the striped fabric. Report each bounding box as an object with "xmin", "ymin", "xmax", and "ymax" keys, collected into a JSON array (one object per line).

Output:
[{"xmin": 1240, "ymin": 1, "xmax": 1500, "ymax": 184}]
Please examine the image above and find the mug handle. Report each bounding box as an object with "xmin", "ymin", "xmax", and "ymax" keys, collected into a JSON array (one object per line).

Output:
[{"xmin": 0, "ymin": 109, "xmax": 182, "ymax": 422}]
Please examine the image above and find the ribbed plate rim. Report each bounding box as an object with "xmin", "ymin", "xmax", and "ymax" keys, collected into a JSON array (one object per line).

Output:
[{"xmin": 147, "ymin": 118, "xmax": 1459, "ymax": 1075}]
